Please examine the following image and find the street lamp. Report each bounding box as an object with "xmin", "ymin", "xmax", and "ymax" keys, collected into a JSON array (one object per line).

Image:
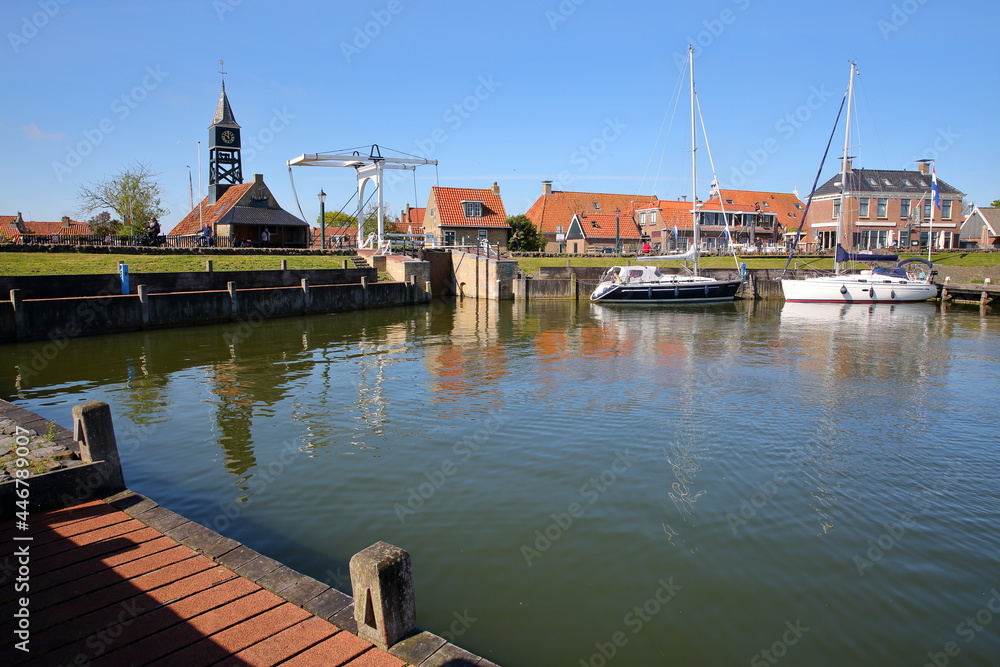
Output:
[
  {"xmin": 318, "ymin": 189, "xmax": 326, "ymax": 250},
  {"xmin": 614, "ymin": 206, "xmax": 620, "ymax": 253}
]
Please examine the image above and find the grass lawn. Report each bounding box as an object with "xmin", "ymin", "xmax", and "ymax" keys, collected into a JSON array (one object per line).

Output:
[{"xmin": 0, "ymin": 253, "xmax": 356, "ymax": 275}]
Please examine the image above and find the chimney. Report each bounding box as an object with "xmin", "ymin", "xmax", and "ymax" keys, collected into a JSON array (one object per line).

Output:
[
  {"xmin": 842, "ymin": 157, "xmax": 853, "ymax": 173},
  {"xmin": 542, "ymin": 180, "xmax": 553, "ymax": 196},
  {"xmin": 492, "ymin": 182, "xmax": 500, "ymax": 195},
  {"xmin": 61, "ymin": 215, "xmax": 71, "ymax": 228},
  {"xmin": 14, "ymin": 211, "xmax": 25, "ymax": 232},
  {"xmin": 404, "ymin": 203, "xmax": 411, "ymax": 221},
  {"xmin": 917, "ymin": 162, "xmax": 930, "ymax": 175}
]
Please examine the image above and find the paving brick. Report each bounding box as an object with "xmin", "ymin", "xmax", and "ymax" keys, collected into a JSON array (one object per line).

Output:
[
  {"xmin": 281, "ymin": 629, "xmax": 374, "ymax": 667},
  {"xmin": 279, "ymin": 575, "xmax": 330, "ymax": 607},
  {"xmin": 234, "ymin": 553, "xmax": 283, "ymax": 583},
  {"xmin": 32, "ymin": 546, "xmax": 201, "ymax": 615},
  {"xmin": 145, "ymin": 602, "xmax": 311, "ymax": 667},
  {"xmin": 215, "ymin": 544, "xmax": 259, "ymax": 571},
  {"xmin": 31, "ymin": 536, "xmax": 178, "ymax": 592},
  {"xmin": 389, "ymin": 631, "xmax": 448, "ymax": 665},
  {"xmin": 303, "ymin": 587, "xmax": 352, "ymax": 621},
  {"xmin": 94, "ymin": 586, "xmax": 278, "ymax": 666},
  {"xmin": 32, "ymin": 558, "xmax": 215, "ymax": 648},
  {"xmin": 419, "ymin": 643, "xmax": 483, "ymax": 667},
  {"xmin": 33, "ymin": 526, "xmax": 162, "ymax": 574},
  {"xmin": 132, "ymin": 505, "xmax": 189, "ymax": 533},
  {"xmin": 216, "ymin": 617, "xmax": 339, "ymax": 667},
  {"xmin": 343, "ymin": 647, "xmax": 409, "ymax": 667}
]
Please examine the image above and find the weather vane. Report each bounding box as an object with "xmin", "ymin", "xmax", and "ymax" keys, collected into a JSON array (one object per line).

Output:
[{"xmin": 219, "ymin": 59, "xmax": 227, "ymax": 82}]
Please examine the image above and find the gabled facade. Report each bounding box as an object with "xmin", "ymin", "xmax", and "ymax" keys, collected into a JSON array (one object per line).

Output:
[
  {"xmin": 698, "ymin": 189, "xmax": 806, "ymax": 249},
  {"xmin": 634, "ymin": 199, "xmax": 697, "ymax": 251},
  {"xmin": 802, "ymin": 163, "xmax": 965, "ymax": 251},
  {"xmin": 960, "ymin": 206, "xmax": 1000, "ymax": 248},
  {"xmin": 168, "ymin": 173, "xmax": 309, "ymax": 247},
  {"xmin": 562, "ymin": 212, "xmax": 642, "ymax": 253},
  {"xmin": 524, "ymin": 180, "xmax": 655, "ymax": 252},
  {"xmin": 423, "ymin": 184, "xmax": 509, "ymax": 247}
]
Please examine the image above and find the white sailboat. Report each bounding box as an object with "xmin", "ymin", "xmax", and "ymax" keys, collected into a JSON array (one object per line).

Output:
[
  {"xmin": 591, "ymin": 46, "xmax": 743, "ymax": 303},
  {"xmin": 780, "ymin": 62, "xmax": 938, "ymax": 304}
]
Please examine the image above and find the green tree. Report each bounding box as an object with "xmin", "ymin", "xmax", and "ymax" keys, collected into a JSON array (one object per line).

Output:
[
  {"xmin": 76, "ymin": 162, "xmax": 168, "ymax": 235},
  {"xmin": 87, "ymin": 211, "xmax": 121, "ymax": 237},
  {"xmin": 507, "ymin": 214, "xmax": 544, "ymax": 251},
  {"xmin": 990, "ymin": 199, "xmax": 1000, "ymax": 208},
  {"xmin": 316, "ymin": 211, "xmax": 358, "ymax": 228},
  {"xmin": 361, "ymin": 203, "xmax": 400, "ymax": 237}
]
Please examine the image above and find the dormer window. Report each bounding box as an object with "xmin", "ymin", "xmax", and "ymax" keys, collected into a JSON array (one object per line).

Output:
[
  {"xmin": 866, "ymin": 177, "xmax": 878, "ymax": 186},
  {"xmin": 902, "ymin": 179, "xmax": 913, "ymax": 187},
  {"xmin": 882, "ymin": 178, "xmax": 892, "ymax": 186},
  {"xmin": 593, "ymin": 202, "xmax": 601, "ymax": 210},
  {"xmin": 725, "ymin": 199, "xmax": 734, "ymax": 204},
  {"xmin": 762, "ymin": 201, "xmax": 770, "ymax": 208},
  {"xmin": 794, "ymin": 203, "xmax": 803, "ymax": 210},
  {"xmin": 462, "ymin": 201, "xmax": 483, "ymax": 218}
]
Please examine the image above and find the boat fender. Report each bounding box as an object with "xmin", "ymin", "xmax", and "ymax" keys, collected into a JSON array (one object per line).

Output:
[
  {"xmin": 891, "ymin": 290, "xmax": 896, "ymax": 299},
  {"xmin": 840, "ymin": 285, "xmax": 848, "ymax": 295},
  {"xmin": 869, "ymin": 287, "xmax": 875, "ymax": 298}
]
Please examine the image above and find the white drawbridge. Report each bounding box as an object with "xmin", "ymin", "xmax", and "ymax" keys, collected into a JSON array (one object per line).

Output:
[{"xmin": 287, "ymin": 145, "xmax": 437, "ymax": 248}]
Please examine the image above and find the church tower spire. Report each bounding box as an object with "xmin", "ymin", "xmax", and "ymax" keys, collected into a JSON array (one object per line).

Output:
[{"xmin": 208, "ymin": 62, "xmax": 242, "ymax": 204}]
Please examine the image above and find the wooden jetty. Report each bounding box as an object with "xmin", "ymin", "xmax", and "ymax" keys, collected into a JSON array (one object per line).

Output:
[{"xmin": 936, "ymin": 282, "xmax": 1000, "ymax": 305}]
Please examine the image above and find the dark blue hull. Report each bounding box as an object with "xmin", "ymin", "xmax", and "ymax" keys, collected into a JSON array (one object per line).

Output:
[{"xmin": 591, "ymin": 279, "xmax": 743, "ymax": 303}]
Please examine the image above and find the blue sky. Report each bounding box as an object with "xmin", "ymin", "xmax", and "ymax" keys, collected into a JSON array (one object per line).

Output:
[{"xmin": 2, "ymin": 0, "xmax": 997, "ymax": 230}]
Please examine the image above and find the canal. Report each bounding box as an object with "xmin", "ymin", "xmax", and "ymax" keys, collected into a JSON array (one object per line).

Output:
[{"xmin": 3, "ymin": 298, "xmax": 999, "ymax": 666}]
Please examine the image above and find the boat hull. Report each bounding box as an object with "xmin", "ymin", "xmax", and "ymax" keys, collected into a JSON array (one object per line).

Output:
[
  {"xmin": 591, "ymin": 278, "xmax": 743, "ymax": 303},
  {"xmin": 781, "ymin": 277, "xmax": 938, "ymax": 303}
]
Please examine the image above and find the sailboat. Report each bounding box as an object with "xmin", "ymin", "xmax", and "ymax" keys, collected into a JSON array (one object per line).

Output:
[
  {"xmin": 780, "ymin": 62, "xmax": 938, "ymax": 304},
  {"xmin": 590, "ymin": 46, "xmax": 743, "ymax": 304}
]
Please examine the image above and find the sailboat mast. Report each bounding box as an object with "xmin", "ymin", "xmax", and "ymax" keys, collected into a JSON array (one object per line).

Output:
[
  {"xmin": 835, "ymin": 61, "xmax": 856, "ymax": 275},
  {"xmin": 689, "ymin": 45, "xmax": 699, "ymax": 276}
]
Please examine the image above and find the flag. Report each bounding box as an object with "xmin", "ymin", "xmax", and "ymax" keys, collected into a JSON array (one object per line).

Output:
[
  {"xmin": 672, "ymin": 225, "xmax": 678, "ymax": 241},
  {"xmin": 931, "ymin": 166, "xmax": 941, "ymax": 210}
]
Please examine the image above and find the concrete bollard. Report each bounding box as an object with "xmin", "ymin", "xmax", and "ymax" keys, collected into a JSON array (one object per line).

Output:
[
  {"xmin": 425, "ymin": 281, "xmax": 432, "ymax": 300},
  {"xmin": 10, "ymin": 289, "xmax": 24, "ymax": 340},
  {"xmin": 227, "ymin": 281, "xmax": 237, "ymax": 319},
  {"xmin": 72, "ymin": 401, "xmax": 126, "ymax": 492},
  {"xmin": 301, "ymin": 278, "xmax": 311, "ymax": 311},
  {"xmin": 350, "ymin": 542, "xmax": 416, "ymax": 650}
]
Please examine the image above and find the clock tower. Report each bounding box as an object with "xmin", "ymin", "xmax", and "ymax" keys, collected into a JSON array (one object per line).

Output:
[{"xmin": 208, "ymin": 80, "xmax": 243, "ymax": 204}]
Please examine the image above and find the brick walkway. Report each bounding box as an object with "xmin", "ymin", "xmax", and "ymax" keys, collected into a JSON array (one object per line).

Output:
[{"xmin": 1, "ymin": 495, "xmax": 495, "ymax": 666}]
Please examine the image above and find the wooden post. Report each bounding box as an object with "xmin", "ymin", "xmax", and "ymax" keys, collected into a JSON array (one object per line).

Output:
[
  {"xmin": 301, "ymin": 278, "xmax": 311, "ymax": 312},
  {"xmin": 137, "ymin": 285, "xmax": 149, "ymax": 326},
  {"xmin": 227, "ymin": 281, "xmax": 237, "ymax": 319},
  {"xmin": 281, "ymin": 259, "xmax": 288, "ymax": 271},
  {"xmin": 206, "ymin": 260, "xmax": 213, "ymax": 273},
  {"xmin": 10, "ymin": 289, "xmax": 24, "ymax": 340},
  {"xmin": 350, "ymin": 542, "xmax": 416, "ymax": 650}
]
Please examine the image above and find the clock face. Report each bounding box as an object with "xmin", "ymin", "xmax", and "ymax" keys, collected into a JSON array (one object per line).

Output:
[{"xmin": 221, "ymin": 130, "xmax": 236, "ymax": 145}]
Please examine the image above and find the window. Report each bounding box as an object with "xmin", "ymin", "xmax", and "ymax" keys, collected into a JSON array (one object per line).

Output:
[
  {"xmin": 883, "ymin": 178, "xmax": 892, "ymax": 186},
  {"xmin": 833, "ymin": 198, "xmax": 841, "ymax": 218},
  {"xmin": 794, "ymin": 203, "xmax": 803, "ymax": 210},
  {"xmin": 902, "ymin": 179, "xmax": 913, "ymax": 187},
  {"xmin": 725, "ymin": 199, "xmax": 734, "ymax": 204},
  {"xmin": 877, "ymin": 198, "xmax": 887, "ymax": 218},
  {"xmin": 941, "ymin": 200, "xmax": 952, "ymax": 219},
  {"xmin": 900, "ymin": 199, "xmax": 910, "ymax": 218},
  {"xmin": 639, "ymin": 212, "xmax": 646, "ymax": 227},
  {"xmin": 478, "ymin": 229, "xmax": 488, "ymax": 243},
  {"xmin": 859, "ymin": 198, "xmax": 870, "ymax": 217},
  {"xmin": 462, "ymin": 201, "xmax": 483, "ymax": 218},
  {"xmin": 923, "ymin": 200, "xmax": 932, "ymax": 220},
  {"xmin": 444, "ymin": 230, "xmax": 456, "ymax": 245},
  {"xmin": 866, "ymin": 177, "xmax": 878, "ymax": 186}
]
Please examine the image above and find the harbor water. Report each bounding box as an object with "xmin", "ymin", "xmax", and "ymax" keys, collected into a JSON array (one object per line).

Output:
[{"xmin": 3, "ymin": 298, "xmax": 999, "ymax": 666}]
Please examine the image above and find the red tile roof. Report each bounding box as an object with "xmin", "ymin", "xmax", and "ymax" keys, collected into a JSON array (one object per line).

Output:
[
  {"xmin": 701, "ymin": 189, "xmax": 805, "ymax": 229},
  {"xmin": 574, "ymin": 213, "xmax": 643, "ymax": 240},
  {"xmin": 401, "ymin": 206, "xmax": 425, "ymax": 229},
  {"xmin": 168, "ymin": 183, "xmax": 254, "ymax": 236},
  {"xmin": 634, "ymin": 199, "xmax": 696, "ymax": 230},
  {"xmin": 428, "ymin": 187, "xmax": 508, "ymax": 228},
  {"xmin": 1, "ymin": 214, "xmax": 90, "ymax": 239},
  {"xmin": 525, "ymin": 190, "xmax": 656, "ymax": 234}
]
